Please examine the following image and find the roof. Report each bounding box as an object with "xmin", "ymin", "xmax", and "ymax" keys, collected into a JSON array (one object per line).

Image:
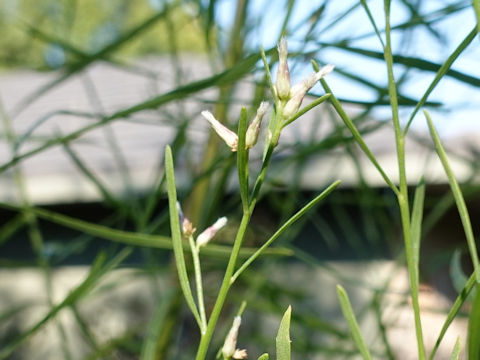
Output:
[{"xmin": 0, "ymin": 57, "xmax": 477, "ymax": 205}]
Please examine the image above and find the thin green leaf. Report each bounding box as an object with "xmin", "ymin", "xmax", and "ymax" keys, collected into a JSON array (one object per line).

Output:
[
  {"xmin": 429, "ymin": 272, "xmax": 477, "ymax": 360},
  {"xmin": 0, "ymin": 201, "xmax": 292, "ymax": 258},
  {"xmin": 237, "ymin": 107, "xmax": 249, "ymax": 209},
  {"xmin": 141, "ymin": 291, "xmax": 176, "ymax": 360},
  {"xmin": 276, "ymin": 305, "xmax": 292, "ymax": 360},
  {"xmin": 322, "ymin": 65, "xmax": 441, "ymax": 107},
  {"xmin": 282, "ymin": 94, "xmax": 331, "ymax": 128},
  {"xmin": 425, "ymin": 110, "xmax": 480, "ymax": 282},
  {"xmin": 257, "ymin": 354, "xmax": 269, "ymax": 360},
  {"xmin": 468, "ymin": 283, "xmax": 480, "ymax": 359},
  {"xmin": 450, "ymin": 337, "xmax": 461, "ymax": 360},
  {"xmin": 260, "ymin": 46, "xmax": 277, "ymax": 104},
  {"xmin": 0, "ymin": 249, "xmax": 131, "ymax": 359},
  {"xmin": 318, "ymin": 39, "xmax": 480, "ymax": 88},
  {"xmin": 360, "ymin": 0, "xmax": 385, "ymax": 48},
  {"xmin": 0, "ymin": 49, "xmax": 274, "ymax": 174},
  {"xmin": 14, "ymin": 9, "xmax": 173, "ymax": 116},
  {"xmin": 231, "ymin": 180, "xmax": 340, "ymax": 284},
  {"xmin": 62, "ymin": 143, "xmax": 120, "ymax": 208},
  {"xmin": 405, "ymin": 27, "xmax": 477, "ymax": 133},
  {"xmin": 164, "ymin": 145, "xmax": 202, "ymax": 330},
  {"xmin": 411, "ymin": 177, "xmax": 426, "ymax": 284},
  {"xmin": 336, "ymin": 285, "xmax": 373, "ymax": 360},
  {"xmin": 0, "ymin": 214, "xmax": 25, "ymax": 246},
  {"xmin": 473, "ymin": 0, "xmax": 480, "ymax": 33},
  {"xmin": 317, "ymin": 74, "xmax": 399, "ymax": 196}
]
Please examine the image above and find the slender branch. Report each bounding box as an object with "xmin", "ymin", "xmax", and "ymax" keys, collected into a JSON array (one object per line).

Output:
[{"xmin": 189, "ymin": 235, "xmax": 207, "ymax": 334}]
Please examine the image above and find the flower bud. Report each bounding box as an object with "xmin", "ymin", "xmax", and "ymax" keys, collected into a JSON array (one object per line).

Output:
[
  {"xmin": 282, "ymin": 64, "xmax": 334, "ymax": 119},
  {"xmin": 245, "ymin": 102, "xmax": 269, "ymax": 149},
  {"xmin": 275, "ymin": 37, "xmax": 291, "ymax": 100},
  {"xmin": 196, "ymin": 216, "xmax": 227, "ymax": 247},
  {"xmin": 222, "ymin": 316, "xmax": 241, "ymax": 358},
  {"xmin": 176, "ymin": 202, "xmax": 195, "ymax": 236},
  {"xmin": 233, "ymin": 349, "xmax": 248, "ymax": 359},
  {"xmin": 201, "ymin": 111, "xmax": 238, "ymax": 152}
]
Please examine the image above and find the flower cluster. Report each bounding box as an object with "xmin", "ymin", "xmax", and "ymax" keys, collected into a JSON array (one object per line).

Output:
[
  {"xmin": 203, "ymin": 38, "xmax": 333, "ymax": 152},
  {"xmin": 177, "ymin": 202, "xmax": 227, "ymax": 248},
  {"xmin": 201, "ymin": 101, "xmax": 269, "ymax": 152},
  {"xmin": 222, "ymin": 316, "xmax": 247, "ymax": 359},
  {"xmin": 275, "ymin": 37, "xmax": 334, "ymax": 119}
]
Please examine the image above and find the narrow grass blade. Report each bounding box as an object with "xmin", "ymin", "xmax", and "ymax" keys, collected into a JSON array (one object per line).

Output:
[
  {"xmin": 468, "ymin": 283, "xmax": 480, "ymax": 359},
  {"xmin": 317, "ymin": 75, "xmax": 398, "ymax": 195},
  {"xmin": 405, "ymin": 27, "xmax": 477, "ymax": 133},
  {"xmin": 164, "ymin": 145, "xmax": 202, "ymax": 330},
  {"xmin": 450, "ymin": 337, "xmax": 461, "ymax": 360},
  {"xmin": 473, "ymin": 0, "xmax": 480, "ymax": 33},
  {"xmin": 62, "ymin": 143, "xmax": 120, "ymax": 208},
  {"xmin": 336, "ymin": 285, "xmax": 372, "ymax": 360},
  {"xmin": 0, "ymin": 214, "xmax": 25, "ymax": 246},
  {"xmin": 0, "ymin": 249, "xmax": 131, "ymax": 359},
  {"xmin": 237, "ymin": 107, "xmax": 249, "ymax": 209},
  {"xmin": 260, "ymin": 47, "xmax": 277, "ymax": 104},
  {"xmin": 0, "ymin": 202, "xmax": 291, "ymax": 258},
  {"xmin": 141, "ymin": 291, "xmax": 176, "ymax": 360},
  {"xmin": 411, "ymin": 178, "xmax": 426, "ymax": 283},
  {"xmin": 360, "ymin": 0, "xmax": 385, "ymax": 48},
  {"xmin": 429, "ymin": 272, "xmax": 477, "ymax": 360},
  {"xmin": 276, "ymin": 306, "xmax": 292, "ymax": 360},
  {"xmin": 372, "ymin": 292, "xmax": 395, "ymax": 360},
  {"xmin": 248, "ymin": 294, "xmax": 347, "ymax": 340},
  {"xmin": 282, "ymin": 94, "xmax": 331, "ymax": 128},
  {"xmin": 0, "ymin": 49, "xmax": 272, "ymax": 174},
  {"xmin": 318, "ymin": 41, "xmax": 480, "ymax": 88},
  {"xmin": 425, "ymin": 110, "xmax": 480, "ymax": 282},
  {"xmin": 13, "ymin": 9, "xmax": 172, "ymax": 116},
  {"xmin": 231, "ymin": 180, "xmax": 340, "ymax": 284}
]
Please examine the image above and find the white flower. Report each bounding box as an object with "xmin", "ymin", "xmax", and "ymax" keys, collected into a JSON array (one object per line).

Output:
[
  {"xmin": 196, "ymin": 217, "xmax": 227, "ymax": 247},
  {"xmin": 246, "ymin": 101, "xmax": 269, "ymax": 149},
  {"xmin": 202, "ymin": 111, "xmax": 238, "ymax": 151},
  {"xmin": 233, "ymin": 349, "xmax": 248, "ymax": 359},
  {"xmin": 275, "ymin": 37, "xmax": 291, "ymax": 100},
  {"xmin": 222, "ymin": 316, "xmax": 242, "ymax": 358},
  {"xmin": 282, "ymin": 64, "xmax": 334, "ymax": 119}
]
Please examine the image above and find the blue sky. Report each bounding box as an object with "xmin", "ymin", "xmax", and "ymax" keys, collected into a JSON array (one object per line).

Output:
[{"xmin": 216, "ymin": 0, "xmax": 480, "ymax": 137}]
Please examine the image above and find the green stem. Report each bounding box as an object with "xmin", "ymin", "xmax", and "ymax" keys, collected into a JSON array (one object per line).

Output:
[
  {"xmin": 195, "ymin": 210, "xmax": 251, "ymax": 360},
  {"xmin": 196, "ymin": 123, "xmax": 280, "ymax": 359},
  {"xmin": 189, "ymin": 235, "xmax": 207, "ymax": 334},
  {"xmin": 383, "ymin": 1, "xmax": 425, "ymax": 358}
]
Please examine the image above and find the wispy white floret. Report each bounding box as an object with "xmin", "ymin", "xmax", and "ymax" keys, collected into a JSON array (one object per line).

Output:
[
  {"xmin": 275, "ymin": 37, "xmax": 291, "ymax": 100},
  {"xmin": 196, "ymin": 216, "xmax": 227, "ymax": 247},
  {"xmin": 176, "ymin": 202, "xmax": 195, "ymax": 236},
  {"xmin": 202, "ymin": 110, "xmax": 238, "ymax": 151},
  {"xmin": 282, "ymin": 64, "xmax": 335, "ymax": 119},
  {"xmin": 246, "ymin": 101, "xmax": 269, "ymax": 149},
  {"xmin": 222, "ymin": 316, "xmax": 242, "ymax": 358},
  {"xmin": 233, "ymin": 349, "xmax": 248, "ymax": 359}
]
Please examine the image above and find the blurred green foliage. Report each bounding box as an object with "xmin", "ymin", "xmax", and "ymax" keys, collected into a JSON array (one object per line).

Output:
[
  {"xmin": 0, "ymin": 0, "xmax": 209, "ymax": 70},
  {"xmin": 0, "ymin": 0, "xmax": 479, "ymax": 359}
]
